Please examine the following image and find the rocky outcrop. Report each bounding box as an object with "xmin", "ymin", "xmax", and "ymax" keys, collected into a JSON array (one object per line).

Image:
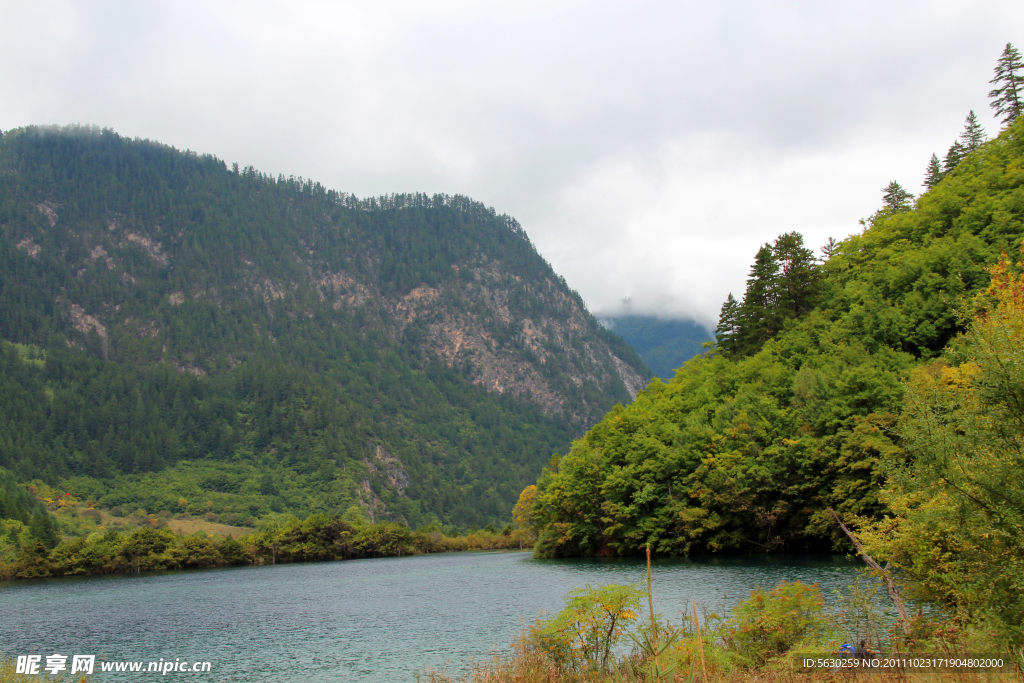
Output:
[{"xmin": 378, "ymin": 261, "xmax": 646, "ymax": 422}]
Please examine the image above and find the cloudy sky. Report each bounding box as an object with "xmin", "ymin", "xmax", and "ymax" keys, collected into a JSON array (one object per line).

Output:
[{"xmin": 2, "ymin": 1, "xmax": 1021, "ymax": 329}]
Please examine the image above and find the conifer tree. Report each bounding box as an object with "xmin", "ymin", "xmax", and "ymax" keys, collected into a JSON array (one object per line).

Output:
[
  {"xmin": 923, "ymin": 153, "xmax": 944, "ymax": 190},
  {"xmin": 719, "ymin": 234, "xmax": 823, "ymax": 357},
  {"xmin": 773, "ymin": 232, "xmax": 820, "ymax": 318},
  {"xmin": 989, "ymin": 42, "xmax": 1024, "ymax": 128},
  {"xmin": 881, "ymin": 181, "xmax": 914, "ymax": 212},
  {"xmin": 959, "ymin": 110, "xmax": 987, "ymax": 153},
  {"xmin": 715, "ymin": 293, "xmax": 741, "ymax": 355},
  {"xmin": 820, "ymin": 237, "xmax": 839, "ymax": 260},
  {"xmin": 736, "ymin": 244, "xmax": 780, "ymax": 354},
  {"xmin": 944, "ymin": 141, "xmax": 966, "ymax": 173}
]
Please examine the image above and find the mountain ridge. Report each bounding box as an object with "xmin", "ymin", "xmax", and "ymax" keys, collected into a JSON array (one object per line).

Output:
[
  {"xmin": 0, "ymin": 124, "xmax": 650, "ymax": 530},
  {"xmin": 602, "ymin": 315, "xmax": 713, "ymax": 380}
]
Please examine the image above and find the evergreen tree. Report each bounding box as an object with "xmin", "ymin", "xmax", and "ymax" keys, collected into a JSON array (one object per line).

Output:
[
  {"xmin": 944, "ymin": 141, "xmax": 966, "ymax": 173},
  {"xmin": 719, "ymin": 233, "xmax": 822, "ymax": 357},
  {"xmin": 881, "ymin": 181, "xmax": 914, "ymax": 212},
  {"xmin": 715, "ymin": 293, "xmax": 741, "ymax": 356},
  {"xmin": 28, "ymin": 512, "xmax": 59, "ymax": 549},
  {"xmin": 736, "ymin": 244, "xmax": 780, "ymax": 354},
  {"xmin": 773, "ymin": 232, "xmax": 820, "ymax": 318},
  {"xmin": 820, "ymin": 237, "xmax": 839, "ymax": 260},
  {"xmin": 989, "ymin": 42, "xmax": 1024, "ymax": 128},
  {"xmin": 923, "ymin": 153, "xmax": 944, "ymax": 190},
  {"xmin": 959, "ymin": 110, "xmax": 987, "ymax": 153}
]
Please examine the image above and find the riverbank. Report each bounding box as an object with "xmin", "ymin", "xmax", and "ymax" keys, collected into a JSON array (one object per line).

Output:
[
  {"xmin": 0, "ymin": 512, "xmax": 533, "ymax": 580},
  {"xmin": 423, "ymin": 568, "xmax": 1023, "ymax": 683}
]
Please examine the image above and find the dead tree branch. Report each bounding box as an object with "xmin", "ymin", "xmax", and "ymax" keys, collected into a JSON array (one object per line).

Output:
[{"xmin": 828, "ymin": 507, "xmax": 910, "ymax": 635}]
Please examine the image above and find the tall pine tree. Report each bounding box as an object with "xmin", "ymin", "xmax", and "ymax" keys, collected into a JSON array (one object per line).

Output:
[
  {"xmin": 923, "ymin": 153, "xmax": 943, "ymax": 189},
  {"xmin": 959, "ymin": 110, "xmax": 987, "ymax": 153},
  {"xmin": 735, "ymin": 244, "xmax": 780, "ymax": 355},
  {"xmin": 715, "ymin": 293, "xmax": 741, "ymax": 356},
  {"xmin": 944, "ymin": 140, "xmax": 967, "ymax": 175},
  {"xmin": 989, "ymin": 42, "xmax": 1024, "ymax": 128},
  {"xmin": 717, "ymin": 233, "xmax": 821, "ymax": 357},
  {"xmin": 820, "ymin": 237, "xmax": 839, "ymax": 260},
  {"xmin": 882, "ymin": 181, "xmax": 914, "ymax": 212},
  {"xmin": 773, "ymin": 232, "xmax": 820, "ymax": 318}
]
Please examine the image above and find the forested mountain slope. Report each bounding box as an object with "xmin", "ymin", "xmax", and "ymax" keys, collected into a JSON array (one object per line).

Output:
[
  {"xmin": 529, "ymin": 115, "xmax": 1024, "ymax": 558},
  {"xmin": 0, "ymin": 125, "xmax": 648, "ymax": 530},
  {"xmin": 603, "ymin": 316, "xmax": 713, "ymax": 380}
]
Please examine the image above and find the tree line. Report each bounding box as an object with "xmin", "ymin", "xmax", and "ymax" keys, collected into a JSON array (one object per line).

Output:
[{"xmin": 0, "ymin": 507, "xmax": 533, "ymax": 581}]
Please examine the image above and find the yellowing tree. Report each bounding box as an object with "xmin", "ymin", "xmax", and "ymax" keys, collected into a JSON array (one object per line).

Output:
[
  {"xmin": 512, "ymin": 484, "xmax": 538, "ymax": 535},
  {"xmin": 865, "ymin": 249, "xmax": 1024, "ymax": 646}
]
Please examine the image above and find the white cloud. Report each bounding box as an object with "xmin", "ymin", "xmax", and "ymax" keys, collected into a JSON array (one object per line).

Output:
[{"xmin": 1, "ymin": 0, "xmax": 1020, "ymax": 326}]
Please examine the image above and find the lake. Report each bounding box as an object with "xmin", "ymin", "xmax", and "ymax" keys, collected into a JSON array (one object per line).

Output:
[{"xmin": 0, "ymin": 551, "xmax": 860, "ymax": 682}]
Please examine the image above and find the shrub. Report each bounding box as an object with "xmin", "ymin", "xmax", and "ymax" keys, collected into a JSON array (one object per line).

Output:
[
  {"xmin": 529, "ymin": 583, "xmax": 642, "ymax": 672},
  {"xmin": 722, "ymin": 580, "xmax": 829, "ymax": 666}
]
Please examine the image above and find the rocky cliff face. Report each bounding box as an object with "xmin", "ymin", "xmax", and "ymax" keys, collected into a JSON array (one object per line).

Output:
[{"xmin": 334, "ymin": 258, "xmax": 647, "ymax": 424}]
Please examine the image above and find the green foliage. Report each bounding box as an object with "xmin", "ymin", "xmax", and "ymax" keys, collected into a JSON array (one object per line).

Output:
[
  {"xmin": 714, "ymin": 294, "xmax": 741, "ymax": 357},
  {"xmin": 929, "ymin": 111, "xmax": 988, "ymax": 189},
  {"xmin": 832, "ymin": 570, "xmax": 889, "ymax": 652},
  {"xmin": 426, "ymin": 579, "xmax": 841, "ymax": 682},
  {"xmin": 944, "ymin": 140, "xmax": 967, "ymax": 175},
  {"xmin": 603, "ymin": 316, "xmax": 710, "ymax": 381},
  {"xmin": 989, "ymin": 42, "xmax": 1024, "ymax": 128},
  {"xmin": 530, "ymin": 583, "xmax": 643, "ymax": 672},
  {"xmin": 881, "ymin": 180, "xmax": 914, "ymax": 213},
  {"xmin": 923, "ymin": 153, "xmax": 943, "ymax": 190},
  {"xmin": 0, "ymin": 510, "xmax": 532, "ymax": 580},
  {"xmin": 721, "ymin": 581, "xmax": 829, "ymax": 666},
  {"xmin": 717, "ymin": 232, "xmax": 821, "ymax": 358},
  {"xmin": 531, "ymin": 328, "xmax": 913, "ymax": 557},
  {"xmin": 0, "ymin": 468, "xmax": 58, "ymax": 550},
  {"xmin": 0, "ymin": 125, "xmax": 646, "ymax": 529},
  {"xmin": 959, "ymin": 110, "xmax": 987, "ymax": 154},
  {"xmin": 735, "ymin": 243, "xmax": 781, "ymax": 352},
  {"xmin": 616, "ymin": 625, "xmax": 684, "ymax": 683},
  {"xmin": 531, "ymin": 115, "xmax": 1024, "ymax": 558},
  {"xmin": 341, "ymin": 504, "xmax": 369, "ymax": 528},
  {"xmin": 862, "ymin": 252, "xmax": 1024, "ymax": 647},
  {"xmin": 353, "ymin": 521, "xmax": 413, "ymax": 557}
]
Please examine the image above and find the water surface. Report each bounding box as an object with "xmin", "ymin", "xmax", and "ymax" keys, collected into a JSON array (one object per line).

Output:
[{"xmin": 0, "ymin": 551, "xmax": 858, "ymax": 682}]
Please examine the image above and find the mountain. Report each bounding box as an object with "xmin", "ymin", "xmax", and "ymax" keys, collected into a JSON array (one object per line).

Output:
[
  {"xmin": 529, "ymin": 114, "xmax": 1024, "ymax": 558},
  {"xmin": 602, "ymin": 316, "xmax": 713, "ymax": 380},
  {"xmin": 0, "ymin": 124, "xmax": 649, "ymax": 531}
]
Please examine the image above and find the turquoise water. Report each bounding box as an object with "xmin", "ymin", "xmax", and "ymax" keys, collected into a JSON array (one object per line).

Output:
[{"xmin": 0, "ymin": 551, "xmax": 859, "ymax": 682}]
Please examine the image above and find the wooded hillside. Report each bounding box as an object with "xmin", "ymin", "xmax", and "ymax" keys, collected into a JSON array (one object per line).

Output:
[
  {"xmin": 529, "ymin": 114, "xmax": 1024, "ymax": 560},
  {"xmin": 0, "ymin": 125, "xmax": 649, "ymax": 533}
]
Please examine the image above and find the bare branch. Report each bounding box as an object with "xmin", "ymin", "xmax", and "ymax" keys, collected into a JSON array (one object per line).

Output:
[{"xmin": 828, "ymin": 508, "xmax": 910, "ymax": 634}]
